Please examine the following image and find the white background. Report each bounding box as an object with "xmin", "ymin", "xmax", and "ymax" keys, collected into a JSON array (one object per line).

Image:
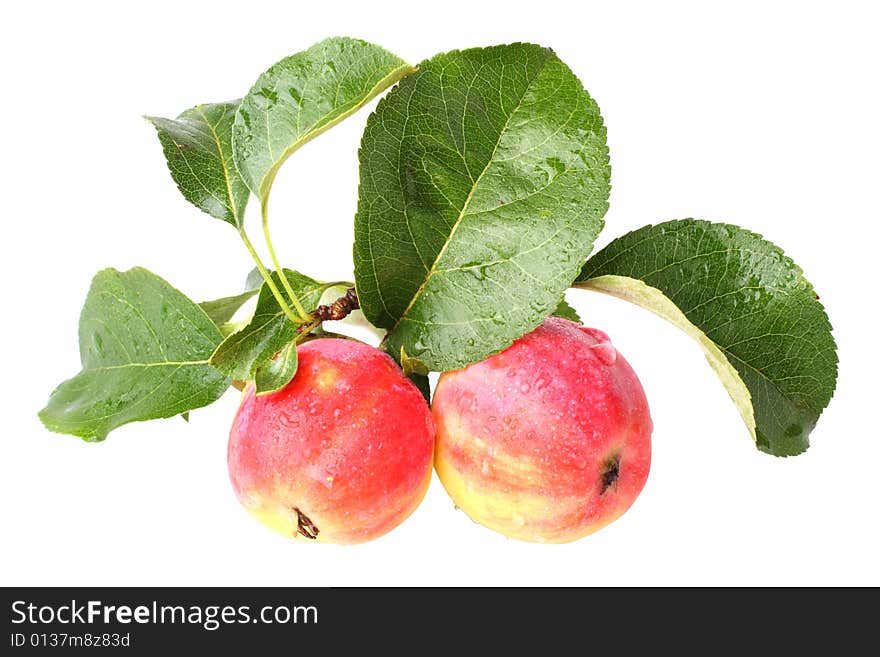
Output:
[{"xmin": 2, "ymin": 1, "xmax": 877, "ymax": 587}]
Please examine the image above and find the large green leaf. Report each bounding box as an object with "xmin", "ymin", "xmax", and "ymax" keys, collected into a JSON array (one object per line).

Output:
[
  {"xmin": 575, "ymin": 219, "xmax": 838, "ymax": 456},
  {"xmin": 354, "ymin": 43, "xmax": 610, "ymax": 372},
  {"xmin": 233, "ymin": 37, "xmax": 415, "ymax": 205},
  {"xmin": 210, "ymin": 270, "xmax": 343, "ymax": 394},
  {"xmin": 39, "ymin": 268, "xmax": 229, "ymax": 441},
  {"xmin": 147, "ymin": 101, "xmax": 248, "ymax": 227}
]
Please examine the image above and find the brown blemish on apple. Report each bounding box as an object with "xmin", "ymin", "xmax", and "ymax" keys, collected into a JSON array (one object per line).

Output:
[
  {"xmin": 600, "ymin": 454, "xmax": 621, "ymax": 494},
  {"xmin": 294, "ymin": 507, "xmax": 319, "ymax": 540}
]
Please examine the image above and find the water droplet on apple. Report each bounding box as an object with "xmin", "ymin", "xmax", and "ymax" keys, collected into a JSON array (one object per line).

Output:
[{"xmin": 590, "ymin": 341, "xmax": 617, "ymax": 366}]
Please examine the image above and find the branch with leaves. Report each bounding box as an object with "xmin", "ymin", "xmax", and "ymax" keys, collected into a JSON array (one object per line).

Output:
[{"xmin": 39, "ymin": 37, "xmax": 837, "ymax": 457}]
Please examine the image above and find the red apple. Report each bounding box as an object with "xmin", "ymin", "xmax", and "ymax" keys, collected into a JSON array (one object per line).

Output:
[
  {"xmin": 228, "ymin": 338, "xmax": 435, "ymax": 544},
  {"xmin": 432, "ymin": 316, "xmax": 652, "ymax": 543}
]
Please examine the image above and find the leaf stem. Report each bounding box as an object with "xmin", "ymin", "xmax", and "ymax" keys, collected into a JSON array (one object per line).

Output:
[
  {"xmin": 238, "ymin": 229, "xmax": 302, "ymax": 326},
  {"xmin": 295, "ymin": 319, "xmax": 322, "ymax": 343},
  {"xmin": 262, "ymin": 203, "xmax": 312, "ymax": 323}
]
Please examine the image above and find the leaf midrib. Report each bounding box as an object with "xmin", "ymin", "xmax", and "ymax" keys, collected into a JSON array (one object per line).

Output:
[
  {"xmin": 195, "ymin": 104, "xmax": 242, "ymax": 228},
  {"xmin": 149, "ymin": 115, "xmax": 232, "ymax": 224},
  {"xmin": 44, "ymin": 364, "xmax": 211, "ymax": 434},
  {"xmin": 85, "ymin": 360, "xmax": 213, "ymax": 372},
  {"xmin": 387, "ymin": 50, "xmax": 553, "ymax": 336}
]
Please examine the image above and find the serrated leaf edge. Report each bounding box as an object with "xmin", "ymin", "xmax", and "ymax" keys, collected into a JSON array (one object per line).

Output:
[
  {"xmin": 146, "ymin": 102, "xmax": 247, "ymax": 227},
  {"xmin": 38, "ymin": 267, "xmax": 229, "ymax": 441}
]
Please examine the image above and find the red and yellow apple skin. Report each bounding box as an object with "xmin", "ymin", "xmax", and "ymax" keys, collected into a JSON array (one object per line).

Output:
[
  {"xmin": 228, "ymin": 338, "xmax": 435, "ymax": 544},
  {"xmin": 432, "ymin": 317, "xmax": 652, "ymax": 543}
]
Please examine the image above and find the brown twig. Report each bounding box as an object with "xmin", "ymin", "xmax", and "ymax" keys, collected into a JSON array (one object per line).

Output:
[
  {"xmin": 312, "ymin": 286, "xmax": 359, "ymax": 322},
  {"xmin": 297, "ymin": 287, "xmax": 359, "ymax": 335}
]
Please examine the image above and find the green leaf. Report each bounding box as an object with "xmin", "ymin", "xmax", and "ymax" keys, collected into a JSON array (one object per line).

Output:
[
  {"xmin": 39, "ymin": 268, "xmax": 229, "ymax": 441},
  {"xmin": 408, "ymin": 372, "xmax": 432, "ymax": 404},
  {"xmin": 244, "ymin": 266, "xmax": 265, "ymax": 292},
  {"xmin": 253, "ymin": 341, "xmax": 298, "ymax": 395},
  {"xmin": 147, "ymin": 101, "xmax": 248, "ymax": 227},
  {"xmin": 233, "ymin": 37, "xmax": 415, "ymax": 205},
  {"xmin": 553, "ymin": 298, "xmax": 581, "ymax": 323},
  {"xmin": 575, "ymin": 219, "xmax": 838, "ymax": 456},
  {"xmin": 400, "ymin": 346, "xmax": 429, "ymax": 377},
  {"xmin": 209, "ymin": 270, "xmax": 338, "ymax": 389},
  {"xmin": 198, "ymin": 269, "xmax": 265, "ymax": 328},
  {"xmin": 354, "ymin": 43, "xmax": 610, "ymax": 372},
  {"xmin": 199, "ymin": 290, "xmax": 259, "ymax": 327}
]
